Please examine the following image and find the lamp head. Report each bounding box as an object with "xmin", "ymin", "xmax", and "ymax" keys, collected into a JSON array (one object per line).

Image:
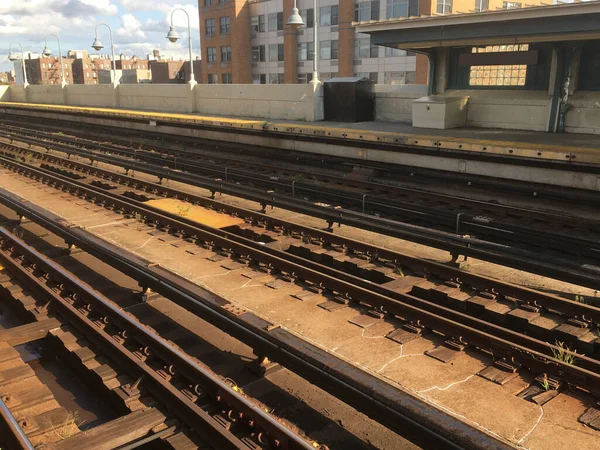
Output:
[
  {"xmin": 91, "ymin": 37, "xmax": 104, "ymax": 51},
  {"xmin": 42, "ymin": 46, "xmax": 52, "ymax": 57},
  {"xmin": 287, "ymin": 7, "xmax": 304, "ymax": 30},
  {"xmin": 166, "ymin": 26, "xmax": 179, "ymax": 43},
  {"xmin": 8, "ymin": 52, "xmax": 18, "ymax": 61}
]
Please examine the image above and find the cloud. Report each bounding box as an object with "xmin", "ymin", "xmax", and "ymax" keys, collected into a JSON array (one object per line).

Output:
[
  {"xmin": 116, "ymin": 13, "xmax": 146, "ymax": 39},
  {"xmin": 0, "ymin": 0, "xmax": 118, "ymax": 17}
]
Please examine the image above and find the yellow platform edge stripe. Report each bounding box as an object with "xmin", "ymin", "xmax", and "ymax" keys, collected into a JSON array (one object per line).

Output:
[{"xmin": 1, "ymin": 102, "xmax": 598, "ymax": 163}]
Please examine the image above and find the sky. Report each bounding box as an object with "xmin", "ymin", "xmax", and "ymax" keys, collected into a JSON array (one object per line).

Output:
[{"xmin": 0, "ymin": 0, "xmax": 200, "ymax": 72}]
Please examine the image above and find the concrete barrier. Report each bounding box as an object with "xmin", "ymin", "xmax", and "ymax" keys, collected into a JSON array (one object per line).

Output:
[
  {"xmin": 564, "ymin": 92, "xmax": 600, "ymax": 134},
  {"xmin": 5, "ymin": 83, "xmax": 322, "ymax": 121},
  {"xmin": 0, "ymin": 86, "xmax": 10, "ymax": 102},
  {"xmin": 26, "ymin": 85, "xmax": 65, "ymax": 105},
  {"xmin": 195, "ymin": 84, "xmax": 320, "ymax": 121},
  {"xmin": 441, "ymin": 90, "xmax": 552, "ymax": 132},
  {"xmin": 66, "ymin": 85, "xmax": 116, "ymax": 108},
  {"xmin": 118, "ymin": 84, "xmax": 193, "ymax": 113},
  {"xmin": 374, "ymin": 85, "xmax": 428, "ymax": 123}
]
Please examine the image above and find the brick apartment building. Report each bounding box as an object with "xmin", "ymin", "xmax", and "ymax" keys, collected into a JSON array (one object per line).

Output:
[
  {"xmin": 0, "ymin": 72, "xmax": 15, "ymax": 84},
  {"xmin": 24, "ymin": 57, "xmax": 75, "ymax": 85},
  {"xmin": 198, "ymin": 0, "xmax": 546, "ymax": 85},
  {"xmin": 73, "ymin": 57, "xmax": 150, "ymax": 85},
  {"xmin": 149, "ymin": 60, "xmax": 202, "ymax": 83}
]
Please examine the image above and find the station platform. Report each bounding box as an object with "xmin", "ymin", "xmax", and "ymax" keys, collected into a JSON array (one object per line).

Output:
[{"xmin": 1, "ymin": 101, "xmax": 599, "ymax": 166}]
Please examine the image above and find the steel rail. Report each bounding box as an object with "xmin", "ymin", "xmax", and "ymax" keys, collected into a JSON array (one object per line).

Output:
[
  {"xmin": 0, "ymin": 227, "xmax": 316, "ymax": 450},
  {"xmin": 0, "ymin": 143, "xmax": 598, "ymax": 324},
  {"xmin": 1, "ymin": 159, "xmax": 599, "ymax": 394},
  {"xmin": 2, "ymin": 133, "xmax": 600, "ymax": 290},
  {"xmin": 0, "ymin": 396, "xmax": 35, "ymax": 450},
  {"xmin": 5, "ymin": 121, "xmax": 600, "ymax": 223},
  {"xmin": 0, "ymin": 194, "xmax": 513, "ymax": 450},
  {"xmin": 6, "ymin": 124, "xmax": 600, "ymax": 237}
]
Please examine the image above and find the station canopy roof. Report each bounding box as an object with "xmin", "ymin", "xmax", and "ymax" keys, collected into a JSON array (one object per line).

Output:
[{"xmin": 354, "ymin": 1, "xmax": 600, "ymax": 50}]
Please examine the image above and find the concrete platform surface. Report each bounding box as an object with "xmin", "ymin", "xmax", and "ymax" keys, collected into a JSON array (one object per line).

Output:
[{"xmin": 2, "ymin": 102, "xmax": 599, "ymax": 166}]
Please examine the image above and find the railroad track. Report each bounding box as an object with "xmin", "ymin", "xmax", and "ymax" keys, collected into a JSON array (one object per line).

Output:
[
  {"xmin": 0, "ymin": 189, "xmax": 528, "ymax": 450},
  {"xmin": 1, "ymin": 150, "xmax": 599, "ymax": 402},
  {"xmin": 2, "ymin": 114, "xmax": 598, "ymax": 206},
  {"xmin": 0, "ymin": 225, "xmax": 325, "ymax": 450},
  {"xmin": 1, "ymin": 129, "xmax": 600, "ymax": 291}
]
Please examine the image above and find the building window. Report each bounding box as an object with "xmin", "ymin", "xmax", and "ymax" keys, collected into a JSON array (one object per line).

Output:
[
  {"xmin": 65, "ymin": 72, "xmax": 69, "ymax": 77},
  {"xmin": 300, "ymin": 9, "xmax": 314, "ymax": 28},
  {"xmin": 268, "ymin": 12, "xmax": 283, "ymax": 31},
  {"xmin": 268, "ymin": 13, "xmax": 277, "ymax": 31},
  {"xmin": 86, "ymin": 72, "xmax": 90, "ymax": 77},
  {"xmin": 475, "ymin": 0, "xmax": 489, "ymax": 11},
  {"xmin": 208, "ymin": 74, "xmax": 218, "ymax": 84},
  {"xmin": 252, "ymin": 74, "xmax": 267, "ymax": 84},
  {"xmin": 319, "ymin": 40, "xmax": 338, "ymax": 60},
  {"xmin": 320, "ymin": 6, "xmax": 338, "ymax": 26},
  {"xmin": 85, "ymin": 63, "xmax": 89, "ymax": 69},
  {"xmin": 385, "ymin": 47, "xmax": 406, "ymax": 57},
  {"xmin": 205, "ymin": 18, "xmax": 215, "ymax": 36},
  {"xmin": 207, "ymin": 47, "xmax": 217, "ymax": 63},
  {"xmin": 252, "ymin": 45, "xmax": 266, "ymax": 62},
  {"xmin": 354, "ymin": 1, "xmax": 380, "ymax": 22},
  {"xmin": 387, "ymin": 0, "xmax": 409, "ymax": 18},
  {"xmin": 269, "ymin": 73, "xmax": 285, "ymax": 84},
  {"xmin": 42, "ymin": 63, "xmax": 46, "ymax": 69},
  {"xmin": 384, "ymin": 71, "xmax": 415, "ymax": 85},
  {"xmin": 437, "ymin": 0, "xmax": 452, "ymax": 14},
  {"xmin": 268, "ymin": 44, "xmax": 284, "ymax": 62},
  {"xmin": 297, "ymin": 42, "xmax": 315, "ymax": 61},
  {"xmin": 220, "ymin": 17, "xmax": 230, "ymax": 34},
  {"xmin": 251, "ymin": 15, "xmax": 266, "ymax": 33},
  {"xmin": 222, "ymin": 73, "xmax": 232, "ymax": 84},
  {"xmin": 221, "ymin": 46, "xmax": 232, "ymax": 62},
  {"xmin": 503, "ymin": 1, "xmax": 521, "ymax": 8},
  {"xmin": 469, "ymin": 44, "xmax": 529, "ymax": 87},
  {"xmin": 297, "ymin": 73, "xmax": 313, "ymax": 84},
  {"xmin": 205, "ymin": 0, "xmax": 214, "ymax": 5},
  {"xmin": 93, "ymin": 72, "xmax": 96, "ymax": 78},
  {"xmin": 354, "ymin": 38, "xmax": 377, "ymax": 59}
]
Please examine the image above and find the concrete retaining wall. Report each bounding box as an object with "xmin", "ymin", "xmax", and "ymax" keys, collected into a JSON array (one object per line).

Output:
[
  {"xmin": 8, "ymin": 86, "xmax": 25, "ymax": 103},
  {"xmin": 5, "ymin": 83, "xmax": 321, "ymax": 121},
  {"xmin": 0, "ymin": 86, "xmax": 10, "ymax": 102},
  {"xmin": 374, "ymin": 85, "xmax": 428, "ymax": 123},
  {"xmin": 443, "ymin": 90, "xmax": 552, "ymax": 132},
  {"xmin": 118, "ymin": 84, "xmax": 192, "ymax": 113},
  {"xmin": 195, "ymin": 84, "xmax": 319, "ymax": 121},
  {"xmin": 564, "ymin": 92, "xmax": 600, "ymax": 134},
  {"xmin": 26, "ymin": 85, "xmax": 65, "ymax": 105},
  {"xmin": 66, "ymin": 85, "xmax": 115, "ymax": 108}
]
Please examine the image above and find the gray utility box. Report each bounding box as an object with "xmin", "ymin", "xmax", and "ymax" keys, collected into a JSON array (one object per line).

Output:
[
  {"xmin": 412, "ymin": 96, "xmax": 469, "ymax": 129},
  {"xmin": 324, "ymin": 77, "xmax": 374, "ymax": 122}
]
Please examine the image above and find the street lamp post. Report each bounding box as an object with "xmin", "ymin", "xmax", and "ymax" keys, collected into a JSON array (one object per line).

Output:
[
  {"xmin": 166, "ymin": 8, "xmax": 197, "ymax": 85},
  {"xmin": 287, "ymin": 0, "xmax": 321, "ymax": 85},
  {"xmin": 8, "ymin": 42, "xmax": 29, "ymax": 87},
  {"xmin": 287, "ymin": 0, "xmax": 320, "ymax": 85},
  {"xmin": 91, "ymin": 23, "xmax": 118, "ymax": 85},
  {"xmin": 42, "ymin": 34, "xmax": 67, "ymax": 87}
]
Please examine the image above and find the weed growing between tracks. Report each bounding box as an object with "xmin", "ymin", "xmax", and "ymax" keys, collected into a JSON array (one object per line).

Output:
[{"xmin": 551, "ymin": 340, "xmax": 579, "ymax": 365}]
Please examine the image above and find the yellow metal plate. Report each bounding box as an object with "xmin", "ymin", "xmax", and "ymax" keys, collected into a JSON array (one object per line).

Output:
[{"xmin": 144, "ymin": 199, "xmax": 244, "ymax": 229}]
